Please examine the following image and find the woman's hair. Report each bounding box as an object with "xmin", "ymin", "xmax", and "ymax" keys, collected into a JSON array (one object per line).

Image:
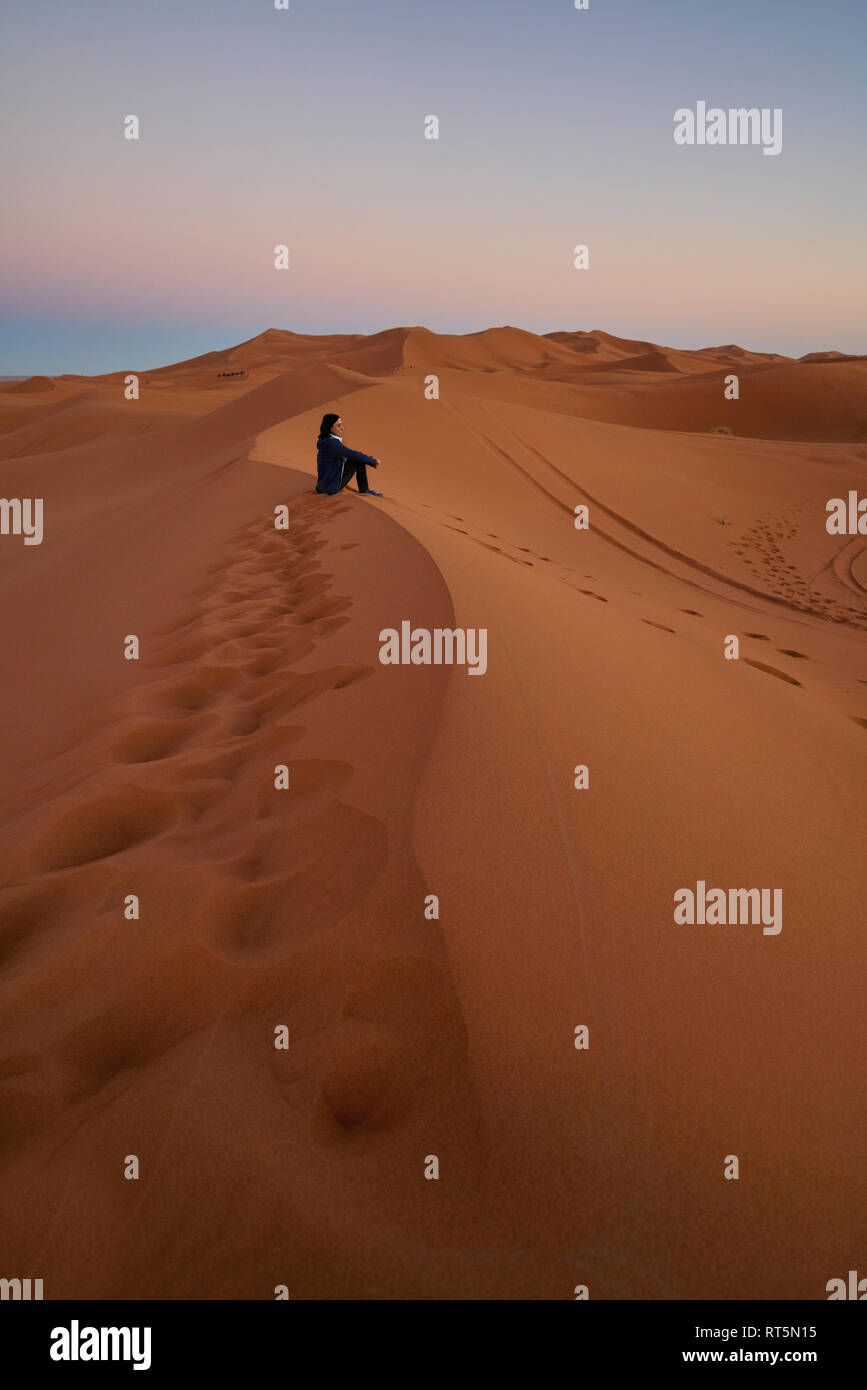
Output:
[{"xmin": 318, "ymin": 412, "xmax": 340, "ymax": 439}]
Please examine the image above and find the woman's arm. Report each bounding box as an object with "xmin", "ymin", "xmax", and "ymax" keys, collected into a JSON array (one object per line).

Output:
[{"xmin": 332, "ymin": 439, "xmax": 378, "ymax": 466}]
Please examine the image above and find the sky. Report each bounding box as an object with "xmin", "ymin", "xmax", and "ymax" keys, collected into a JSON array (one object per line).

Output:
[{"xmin": 1, "ymin": 0, "xmax": 865, "ymax": 374}]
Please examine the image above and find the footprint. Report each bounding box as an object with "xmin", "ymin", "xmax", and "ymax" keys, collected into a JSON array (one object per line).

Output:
[
  {"xmin": 238, "ymin": 633, "xmax": 291, "ymax": 652},
  {"xmin": 0, "ymin": 879, "xmax": 79, "ymax": 975},
  {"xmin": 745, "ymin": 633, "xmax": 770, "ymax": 641},
  {"xmin": 203, "ymin": 802, "xmax": 387, "ymax": 964},
  {"xmin": 0, "ymin": 1048, "xmax": 67, "ymax": 1139},
  {"xmin": 743, "ymin": 659, "xmax": 802, "ymax": 687},
  {"xmin": 146, "ymin": 633, "xmax": 215, "ymax": 668},
  {"xmin": 642, "ymin": 620, "xmax": 675, "ymax": 633},
  {"xmin": 172, "ymin": 745, "xmax": 250, "ymax": 785},
  {"xmin": 110, "ymin": 717, "xmax": 200, "ymax": 764},
  {"xmin": 680, "ymin": 609, "xmax": 703, "ymax": 617},
  {"xmin": 152, "ymin": 608, "xmax": 207, "ymax": 637},
  {"xmin": 286, "ymin": 575, "xmax": 328, "ymax": 601},
  {"xmin": 245, "ymin": 667, "xmax": 352, "ymax": 716},
  {"xmin": 133, "ymin": 667, "xmax": 239, "ymax": 716},
  {"xmin": 333, "ymin": 664, "xmax": 375, "ymax": 691},
  {"xmin": 314, "ymin": 956, "xmax": 466, "ymax": 1135},
  {"xmin": 251, "ymin": 759, "xmax": 353, "ymax": 821},
  {"xmin": 317, "ymin": 1018, "xmax": 402, "ymax": 1130},
  {"xmin": 31, "ymin": 786, "xmax": 177, "ymax": 871},
  {"xmin": 778, "ymin": 650, "xmax": 809, "ymax": 659},
  {"xmin": 248, "ymin": 649, "xmax": 286, "ymax": 678},
  {"xmin": 294, "ymin": 537, "xmax": 326, "ymax": 557},
  {"xmin": 294, "ymin": 596, "xmax": 351, "ymax": 625}
]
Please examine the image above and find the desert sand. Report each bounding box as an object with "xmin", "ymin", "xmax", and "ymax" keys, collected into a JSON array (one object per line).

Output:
[{"xmin": 0, "ymin": 325, "xmax": 865, "ymax": 1299}]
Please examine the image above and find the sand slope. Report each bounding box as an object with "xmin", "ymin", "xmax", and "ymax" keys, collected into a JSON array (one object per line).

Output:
[{"xmin": 0, "ymin": 325, "xmax": 865, "ymax": 1299}]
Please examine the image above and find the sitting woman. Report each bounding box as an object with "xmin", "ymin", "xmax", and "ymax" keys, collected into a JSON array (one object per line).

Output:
[{"xmin": 315, "ymin": 413, "xmax": 382, "ymax": 496}]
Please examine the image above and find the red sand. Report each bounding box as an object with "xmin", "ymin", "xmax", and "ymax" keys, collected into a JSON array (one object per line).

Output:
[{"xmin": 0, "ymin": 326, "xmax": 865, "ymax": 1299}]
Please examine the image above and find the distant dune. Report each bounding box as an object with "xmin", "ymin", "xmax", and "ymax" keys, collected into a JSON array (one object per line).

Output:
[
  {"xmin": 16, "ymin": 324, "xmax": 853, "ymax": 447},
  {"xmin": 0, "ymin": 374, "xmax": 56, "ymax": 393},
  {"xmin": 0, "ymin": 323, "xmax": 865, "ymax": 1301},
  {"xmin": 799, "ymin": 350, "xmax": 865, "ymax": 364}
]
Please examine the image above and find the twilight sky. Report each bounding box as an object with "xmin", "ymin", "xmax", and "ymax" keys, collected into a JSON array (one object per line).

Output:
[{"xmin": 1, "ymin": 0, "xmax": 865, "ymax": 373}]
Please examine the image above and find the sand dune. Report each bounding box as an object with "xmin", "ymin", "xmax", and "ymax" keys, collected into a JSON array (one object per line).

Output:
[
  {"xmin": 799, "ymin": 350, "xmax": 864, "ymax": 364},
  {"xmin": 590, "ymin": 348, "xmax": 682, "ymax": 374},
  {"xmin": 546, "ymin": 328, "xmax": 664, "ymax": 360},
  {"xmin": 126, "ymin": 328, "xmax": 364, "ymax": 383},
  {"xmin": 536, "ymin": 359, "xmax": 867, "ymax": 441},
  {"xmin": 545, "ymin": 329, "xmax": 791, "ymax": 372},
  {"xmin": 0, "ymin": 396, "xmax": 188, "ymax": 459},
  {"xmin": 0, "ymin": 375, "xmax": 56, "ymax": 394},
  {"xmin": 0, "ymin": 323, "xmax": 865, "ymax": 1300}
]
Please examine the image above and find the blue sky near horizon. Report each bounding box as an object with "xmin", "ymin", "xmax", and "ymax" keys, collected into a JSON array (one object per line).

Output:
[{"xmin": 1, "ymin": 0, "xmax": 865, "ymax": 374}]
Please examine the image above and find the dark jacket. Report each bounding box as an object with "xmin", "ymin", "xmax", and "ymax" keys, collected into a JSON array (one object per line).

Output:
[{"xmin": 316, "ymin": 434, "xmax": 377, "ymax": 495}]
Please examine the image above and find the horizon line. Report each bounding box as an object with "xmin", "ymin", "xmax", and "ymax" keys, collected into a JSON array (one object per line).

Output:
[{"xmin": 6, "ymin": 322, "xmax": 864, "ymax": 381}]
